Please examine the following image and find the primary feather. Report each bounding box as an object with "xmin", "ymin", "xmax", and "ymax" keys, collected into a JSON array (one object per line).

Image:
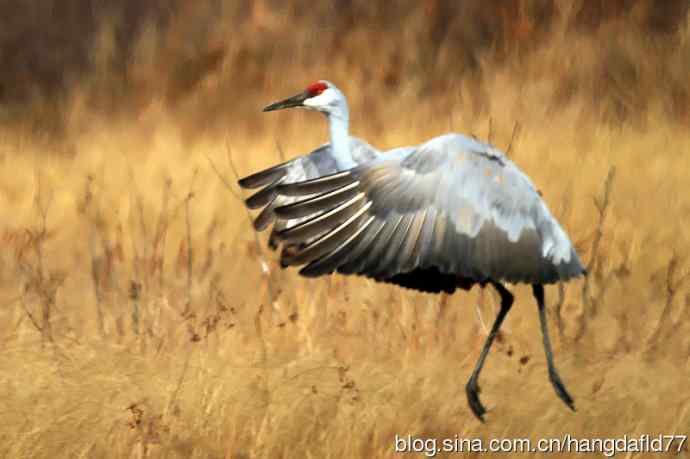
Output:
[
  {"xmin": 238, "ymin": 138, "xmax": 379, "ymax": 247},
  {"xmin": 272, "ymin": 133, "xmax": 585, "ymax": 286}
]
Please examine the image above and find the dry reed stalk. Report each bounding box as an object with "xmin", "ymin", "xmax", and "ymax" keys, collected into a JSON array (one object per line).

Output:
[
  {"xmin": 505, "ymin": 121, "xmax": 521, "ymax": 156},
  {"xmin": 645, "ymin": 254, "xmax": 689, "ymax": 354},
  {"xmin": 19, "ymin": 295, "xmax": 42, "ymax": 338},
  {"xmin": 79, "ymin": 174, "xmax": 107, "ymax": 338},
  {"xmin": 199, "ymin": 218, "xmax": 218, "ymax": 280},
  {"xmin": 574, "ymin": 165, "xmax": 616, "ymax": 342},
  {"xmin": 129, "ymin": 211, "xmax": 148, "ymax": 340},
  {"xmin": 487, "ymin": 116, "xmax": 493, "ymax": 144},
  {"xmin": 152, "ymin": 178, "xmax": 173, "ymax": 290},
  {"xmin": 183, "ymin": 168, "xmax": 199, "ymax": 316},
  {"xmin": 554, "ymin": 182, "xmax": 574, "ymax": 339},
  {"xmin": 129, "ymin": 280, "xmax": 142, "ymax": 336},
  {"xmin": 583, "ymin": 166, "xmax": 616, "ymax": 313},
  {"xmin": 167, "ymin": 344, "xmax": 194, "ymax": 416},
  {"xmin": 20, "ymin": 169, "xmax": 57, "ymax": 346},
  {"xmin": 115, "ymin": 222, "xmax": 126, "ymax": 307},
  {"xmin": 435, "ymin": 292, "xmax": 450, "ymax": 348},
  {"xmin": 129, "ymin": 169, "xmax": 150, "ymax": 284},
  {"xmin": 100, "ymin": 224, "xmax": 122, "ymax": 339},
  {"xmin": 275, "ymin": 139, "xmax": 287, "ymax": 163},
  {"xmin": 126, "ymin": 172, "xmax": 150, "ymax": 343}
]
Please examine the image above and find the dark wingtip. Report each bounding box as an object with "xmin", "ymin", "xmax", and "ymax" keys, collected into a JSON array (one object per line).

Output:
[
  {"xmin": 238, "ymin": 165, "xmax": 288, "ymax": 190},
  {"xmin": 253, "ymin": 205, "xmax": 276, "ymax": 232}
]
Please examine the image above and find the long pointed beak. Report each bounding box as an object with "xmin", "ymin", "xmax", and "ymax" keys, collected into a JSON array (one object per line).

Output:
[{"xmin": 262, "ymin": 91, "xmax": 309, "ymax": 112}]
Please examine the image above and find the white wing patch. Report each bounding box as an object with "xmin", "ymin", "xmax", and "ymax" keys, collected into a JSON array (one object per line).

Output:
[{"xmin": 537, "ymin": 202, "xmax": 573, "ymax": 265}]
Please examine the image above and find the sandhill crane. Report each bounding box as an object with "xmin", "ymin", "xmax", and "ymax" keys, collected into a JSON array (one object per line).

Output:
[{"xmin": 238, "ymin": 80, "xmax": 586, "ymax": 422}]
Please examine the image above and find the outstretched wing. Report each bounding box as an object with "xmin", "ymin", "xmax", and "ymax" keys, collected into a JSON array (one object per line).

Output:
[
  {"xmin": 237, "ymin": 137, "xmax": 379, "ymax": 248},
  {"xmin": 272, "ymin": 133, "xmax": 585, "ymax": 286}
]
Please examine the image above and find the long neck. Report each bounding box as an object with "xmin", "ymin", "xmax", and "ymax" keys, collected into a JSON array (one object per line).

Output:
[{"xmin": 327, "ymin": 106, "xmax": 356, "ymax": 170}]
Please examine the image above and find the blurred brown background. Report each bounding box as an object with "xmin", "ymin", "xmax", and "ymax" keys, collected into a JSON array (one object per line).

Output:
[
  {"xmin": 0, "ymin": 1, "xmax": 689, "ymax": 458},
  {"xmin": 2, "ymin": 0, "xmax": 689, "ymax": 134}
]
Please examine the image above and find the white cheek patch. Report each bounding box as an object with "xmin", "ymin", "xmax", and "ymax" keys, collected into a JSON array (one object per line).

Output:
[{"xmin": 304, "ymin": 90, "xmax": 335, "ymax": 110}]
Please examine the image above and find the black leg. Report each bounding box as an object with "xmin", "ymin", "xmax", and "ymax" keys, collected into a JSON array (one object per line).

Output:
[
  {"xmin": 532, "ymin": 284, "xmax": 576, "ymax": 411},
  {"xmin": 466, "ymin": 281, "xmax": 513, "ymax": 422}
]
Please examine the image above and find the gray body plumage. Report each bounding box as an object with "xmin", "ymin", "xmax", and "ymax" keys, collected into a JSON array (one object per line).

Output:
[{"xmin": 252, "ymin": 132, "xmax": 585, "ymax": 287}]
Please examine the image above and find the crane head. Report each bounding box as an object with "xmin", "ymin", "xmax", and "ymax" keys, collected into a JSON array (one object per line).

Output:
[{"xmin": 262, "ymin": 81, "xmax": 344, "ymax": 114}]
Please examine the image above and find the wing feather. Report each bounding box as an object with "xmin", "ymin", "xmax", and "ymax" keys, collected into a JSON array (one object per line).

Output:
[
  {"xmin": 270, "ymin": 133, "xmax": 586, "ymax": 286},
  {"xmin": 336, "ymin": 217, "xmax": 387, "ymax": 275},
  {"xmin": 280, "ymin": 203, "xmax": 372, "ymax": 267},
  {"xmin": 376, "ymin": 214, "xmax": 415, "ymax": 277},
  {"xmin": 277, "ymin": 193, "xmax": 367, "ymax": 243},
  {"xmin": 299, "ymin": 214, "xmax": 377, "ymax": 277},
  {"xmin": 359, "ymin": 214, "xmax": 404, "ymax": 276},
  {"xmin": 398, "ymin": 210, "xmax": 427, "ymax": 272},
  {"xmin": 253, "ymin": 198, "xmax": 279, "ymax": 231},
  {"xmin": 237, "ymin": 139, "xmax": 379, "ymax": 249},
  {"xmin": 245, "ymin": 176, "xmax": 287, "ymax": 209},
  {"xmin": 238, "ymin": 162, "xmax": 289, "ymax": 189}
]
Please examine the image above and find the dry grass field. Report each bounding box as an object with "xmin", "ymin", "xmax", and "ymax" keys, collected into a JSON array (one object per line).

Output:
[{"xmin": 1, "ymin": 1, "xmax": 689, "ymax": 457}]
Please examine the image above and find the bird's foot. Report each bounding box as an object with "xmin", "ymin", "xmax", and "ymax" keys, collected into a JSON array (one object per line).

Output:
[
  {"xmin": 549, "ymin": 368, "xmax": 576, "ymax": 412},
  {"xmin": 465, "ymin": 378, "xmax": 487, "ymax": 422}
]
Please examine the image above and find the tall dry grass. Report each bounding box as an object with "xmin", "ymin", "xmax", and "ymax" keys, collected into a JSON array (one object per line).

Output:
[{"xmin": 1, "ymin": 1, "xmax": 689, "ymax": 458}]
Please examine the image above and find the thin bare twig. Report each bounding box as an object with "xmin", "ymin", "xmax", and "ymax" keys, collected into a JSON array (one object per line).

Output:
[
  {"xmin": 646, "ymin": 254, "xmax": 689, "ymax": 351},
  {"xmin": 505, "ymin": 122, "xmax": 521, "ymax": 156},
  {"xmin": 153, "ymin": 178, "xmax": 173, "ymax": 290},
  {"xmin": 487, "ymin": 116, "xmax": 493, "ymax": 145},
  {"xmin": 183, "ymin": 169, "xmax": 199, "ymax": 315},
  {"xmin": 167, "ymin": 347, "xmax": 193, "ymax": 415},
  {"xmin": 20, "ymin": 297, "xmax": 42, "ymax": 333},
  {"xmin": 31, "ymin": 169, "xmax": 55, "ymax": 346},
  {"xmin": 33, "ymin": 169, "xmax": 52, "ymax": 281},
  {"xmin": 203, "ymin": 150, "xmax": 266, "ymax": 263},
  {"xmin": 129, "ymin": 281, "xmax": 141, "ymax": 336},
  {"xmin": 275, "ymin": 139, "xmax": 287, "ymax": 163},
  {"xmin": 203, "ymin": 151, "xmax": 241, "ymax": 200},
  {"xmin": 127, "ymin": 168, "xmax": 145, "ymax": 278},
  {"xmin": 574, "ymin": 165, "xmax": 616, "ymax": 342},
  {"xmin": 84, "ymin": 176, "xmax": 106, "ymax": 337},
  {"xmin": 213, "ymin": 139, "xmax": 271, "ymax": 271},
  {"xmin": 582, "ymin": 166, "xmax": 616, "ymax": 316}
]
